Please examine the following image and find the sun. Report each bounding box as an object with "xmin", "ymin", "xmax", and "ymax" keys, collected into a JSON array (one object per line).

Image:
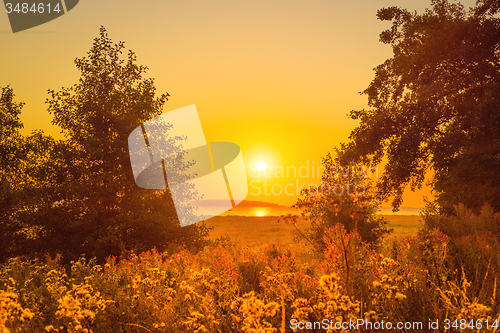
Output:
[{"xmin": 256, "ymin": 160, "xmax": 268, "ymax": 171}]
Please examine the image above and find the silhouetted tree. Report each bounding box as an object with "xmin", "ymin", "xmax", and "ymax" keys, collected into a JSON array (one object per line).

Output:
[
  {"xmin": 0, "ymin": 86, "xmax": 26, "ymax": 259},
  {"xmin": 1, "ymin": 27, "xmax": 211, "ymax": 263},
  {"xmin": 342, "ymin": 0, "xmax": 500, "ymax": 213}
]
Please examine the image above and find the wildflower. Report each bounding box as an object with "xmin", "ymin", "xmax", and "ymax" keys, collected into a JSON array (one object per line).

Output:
[
  {"xmin": 395, "ymin": 292, "xmax": 406, "ymax": 301},
  {"xmin": 364, "ymin": 310, "xmax": 377, "ymax": 320}
]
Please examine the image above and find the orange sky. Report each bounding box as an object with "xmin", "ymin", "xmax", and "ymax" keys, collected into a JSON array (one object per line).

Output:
[{"xmin": 1, "ymin": 0, "xmax": 477, "ymax": 207}]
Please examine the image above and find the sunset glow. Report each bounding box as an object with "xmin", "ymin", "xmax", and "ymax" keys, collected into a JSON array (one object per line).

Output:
[
  {"xmin": 0, "ymin": 0, "xmax": 447, "ymax": 208},
  {"xmin": 255, "ymin": 160, "xmax": 268, "ymax": 172}
]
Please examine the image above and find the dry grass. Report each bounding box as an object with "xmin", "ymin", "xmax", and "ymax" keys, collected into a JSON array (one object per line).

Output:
[{"xmin": 205, "ymin": 215, "xmax": 422, "ymax": 248}]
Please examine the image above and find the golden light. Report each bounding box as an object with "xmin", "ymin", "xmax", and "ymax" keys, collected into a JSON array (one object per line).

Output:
[
  {"xmin": 256, "ymin": 161, "xmax": 268, "ymax": 171},
  {"xmin": 255, "ymin": 209, "xmax": 266, "ymax": 217}
]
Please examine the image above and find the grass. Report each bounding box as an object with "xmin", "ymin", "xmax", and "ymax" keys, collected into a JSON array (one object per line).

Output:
[{"xmin": 205, "ymin": 214, "xmax": 422, "ymax": 248}]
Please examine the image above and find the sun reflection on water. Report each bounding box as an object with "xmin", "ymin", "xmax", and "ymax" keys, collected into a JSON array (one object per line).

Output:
[{"xmin": 252, "ymin": 207, "xmax": 269, "ymax": 217}]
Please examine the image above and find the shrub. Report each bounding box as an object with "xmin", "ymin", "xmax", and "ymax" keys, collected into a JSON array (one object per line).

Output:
[
  {"xmin": 422, "ymin": 203, "xmax": 500, "ymax": 297},
  {"xmin": 293, "ymin": 152, "xmax": 392, "ymax": 254}
]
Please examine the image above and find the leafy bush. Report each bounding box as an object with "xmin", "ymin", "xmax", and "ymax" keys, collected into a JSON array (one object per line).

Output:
[
  {"xmin": 293, "ymin": 151, "xmax": 391, "ymax": 253},
  {"xmin": 422, "ymin": 203, "xmax": 500, "ymax": 297}
]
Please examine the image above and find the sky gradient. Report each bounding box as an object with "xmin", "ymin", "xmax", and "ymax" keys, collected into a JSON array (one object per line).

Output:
[{"xmin": 1, "ymin": 0, "xmax": 477, "ymax": 207}]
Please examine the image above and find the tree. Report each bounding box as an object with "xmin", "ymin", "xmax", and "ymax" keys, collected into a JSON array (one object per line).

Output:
[
  {"xmin": 342, "ymin": 0, "xmax": 500, "ymax": 213},
  {"xmin": 0, "ymin": 86, "xmax": 26, "ymax": 259},
  {"xmin": 3, "ymin": 27, "xmax": 211, "ymax": 263},
  {"xmin": 292, "ymin": 148, "xmax": 390, "ymax": 252}
]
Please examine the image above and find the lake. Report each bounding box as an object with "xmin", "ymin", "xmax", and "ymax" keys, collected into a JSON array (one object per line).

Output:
[{"xmin": 196, "ymin": 205, "xmax": 422, "ymax": 217}]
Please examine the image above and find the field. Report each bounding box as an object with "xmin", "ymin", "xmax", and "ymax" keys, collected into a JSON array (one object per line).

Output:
[
  {"xmin": 204, "ymin": 214, "xmax": 422, "ymax": 247},
  {"xmin": 2, "ymin": 207, "xmax": 499, "ymax": 332}
]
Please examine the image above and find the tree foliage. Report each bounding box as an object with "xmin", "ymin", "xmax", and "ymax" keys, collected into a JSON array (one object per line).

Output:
[
  {"xmin": 0, "ymin": 27, "xmax": 211, "ymax": 263},
  {"xmin": 342, "ymin": 0, "xmax": 500, "ymax": 213},
  {"xmin": 293, "ymin": 149, "xmax": 391, "ymax": 251},
  {"xmin": 0, "ymin": 86, "xmax": 26, "ymax": 260}
]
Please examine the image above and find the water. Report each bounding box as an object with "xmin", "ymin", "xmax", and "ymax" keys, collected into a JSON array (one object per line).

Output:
[
  {"xmin": 378, "ymin": 207, "xmax": 423, "ymax": 215},
  {"xmin": 196, "ymin": 206, "xmax": 299, "ymax": 217},
  {"xmin": 196, "ymin": 205, "xmax": 422, "ymax": 217}
]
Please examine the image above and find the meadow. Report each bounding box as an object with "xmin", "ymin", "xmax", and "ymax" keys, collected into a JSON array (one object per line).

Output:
[
  {"xmin": 1, "ymin": 206, "xmax": 499, "ymax": 332},
  {"xmin": 204, "ymin": 215, "xmax": 422, "ymax": 248}
]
